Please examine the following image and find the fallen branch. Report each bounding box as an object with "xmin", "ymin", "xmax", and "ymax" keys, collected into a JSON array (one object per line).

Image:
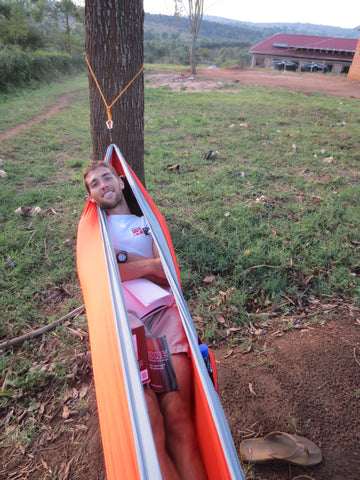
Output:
[
  {"xmin": 239, "ymin": 264, "xmax": 283, "ymax": 277},
  {"xmin": 1, "ymin": 352, "xmax": 18, "ymax": 391},
  {"xmin": 354, "ymin": 347, "xmax": 360, "ymax": 368},
  {"xmin": 0, "ymin": 305, "xmax": 85, "ymax": 351}
]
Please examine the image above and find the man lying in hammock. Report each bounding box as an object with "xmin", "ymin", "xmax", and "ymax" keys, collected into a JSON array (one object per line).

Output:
[{"xmin": 83, "ymin": 161, "xmax": 207, "ymax": 480}]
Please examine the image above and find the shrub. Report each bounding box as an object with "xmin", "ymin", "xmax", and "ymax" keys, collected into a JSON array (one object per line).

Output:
[{"xmin": 0, "ymin": 48, "xmax": 85, "ymax": 92}]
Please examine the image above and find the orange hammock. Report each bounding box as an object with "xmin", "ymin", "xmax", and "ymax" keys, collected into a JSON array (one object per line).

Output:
[{"xmin": 77, "ymin": 143, "xmax": 244, "ymax": 479}]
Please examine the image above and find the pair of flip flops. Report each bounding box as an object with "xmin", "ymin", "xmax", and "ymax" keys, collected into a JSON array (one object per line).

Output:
[{"xmin": 240, "ymin": 431, "xmax": 322, "ymax": 466}]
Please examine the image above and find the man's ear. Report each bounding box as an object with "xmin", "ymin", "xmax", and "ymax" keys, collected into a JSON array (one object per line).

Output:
[{"xmin": 89, "ymin": 195, "xmax": 96, "ymax": 203}]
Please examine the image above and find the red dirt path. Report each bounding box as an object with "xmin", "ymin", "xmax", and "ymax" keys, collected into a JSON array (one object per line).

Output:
[{"xmin": 0, "ymin": 93, "xmax": 74, "ymax": 142}]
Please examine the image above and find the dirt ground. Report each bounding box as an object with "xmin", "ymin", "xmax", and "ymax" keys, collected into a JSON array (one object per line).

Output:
[
  {"xmin": 216, "ymin": 303, "xmax": 360, "ymax": 480},
  {"xmin": 147, "ymin": 67, "xmax": 360, "ymax": 99},
  {"xmin": 1, "ymin": 69, "xmax": 360, "ymax": 480}
]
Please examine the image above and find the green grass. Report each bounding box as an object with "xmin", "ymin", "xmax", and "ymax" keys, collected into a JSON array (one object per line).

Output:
[
  {"xmin": 144, "ymin": 86, "xmax": 360, "ymax": 322},
  {"xmin": 0, "ymin": 73, "xmax": 88, "ymax": 131},
  {"xmin": 0, "ymin": 70, "xmax": 359, "ymax": 448}
]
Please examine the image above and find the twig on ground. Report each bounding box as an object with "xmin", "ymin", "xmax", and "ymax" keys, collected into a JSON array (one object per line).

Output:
[
  {"xmin": 0, "ymin": 305, "xmax": 85, "ymax": 351},
  {"xmin": 239, "ymin": 264, "xmax": 283, "ymax": 277},
  {"xmin": 354, "ymin": 347, "xmax": 360, "ymax": 367},
  {"xmin": 1, "ymin": 352, "xmax": 19, "ymax": 391}
]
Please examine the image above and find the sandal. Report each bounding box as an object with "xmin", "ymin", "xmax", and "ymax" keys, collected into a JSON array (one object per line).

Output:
[{"xmin": 240, "ymin": 431, "xmax": 322, "ymax": 466}]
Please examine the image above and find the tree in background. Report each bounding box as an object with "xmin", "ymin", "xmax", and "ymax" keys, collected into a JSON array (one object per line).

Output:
[
  {"xmin": 0, "ymin": 0, "xmax": 45, "ymax": 49},
  {"xmin": 0, "ymin": 0, "xmax": 84, "ymax": 52},
  {"xmin": 175, "ymin": 0, "xmax": 204, "ymax": 74},
  {"xmin": 85, "ymin": 0, "xmax": 145, "ymax": 183},
  {"xmin": 60, "ymin": 0, "xmax": 77, "ymax": 54}
]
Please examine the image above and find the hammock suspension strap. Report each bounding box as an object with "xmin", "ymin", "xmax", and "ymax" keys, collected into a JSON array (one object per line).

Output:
[{"xmin": 85, "ymin": 56, "xmax": 144, "ymax": 142}]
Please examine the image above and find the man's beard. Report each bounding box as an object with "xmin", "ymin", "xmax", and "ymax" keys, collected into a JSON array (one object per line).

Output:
[{"xmin": 97, "ymin": 190, "xmax": 122, "ymax": 211}]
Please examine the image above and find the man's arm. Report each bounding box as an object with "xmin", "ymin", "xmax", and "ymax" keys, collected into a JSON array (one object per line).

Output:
[{"xmin": 115, "ymin": 249, "xmax": 168, "ymax": 285}]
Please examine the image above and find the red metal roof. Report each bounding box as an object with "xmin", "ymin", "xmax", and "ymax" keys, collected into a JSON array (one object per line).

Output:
[{"xmin": 250, "ymin": 33, "xmax": 358, "ymax": 61}]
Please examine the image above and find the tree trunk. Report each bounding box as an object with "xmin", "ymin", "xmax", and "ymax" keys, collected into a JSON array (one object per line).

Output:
[
  {"xmin": 65, "ymin": 12, "xmax": 71, "ymax": 54},
  {"xmin": 190, "ymin": 32, "xmax": 197, "ymax": 75},
  {"xmin": 85, "ymin": 0, "xmax": 145, "ymax": 183}
]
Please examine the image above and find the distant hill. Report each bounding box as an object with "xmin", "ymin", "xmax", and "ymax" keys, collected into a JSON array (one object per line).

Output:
[
  {"xmin": 204, "ymin": 16, "xmax": 359, "ymax": 39},
  {"xmin": 145, "ymin": 13, "xmax": 275, "ymax": 43},
  {"xmin": 145, "ymin": 13, "xmax": 359, "ymax": 42},
  {"xmin": 143, "ymin": 13, "xmax": 359, "ymax": 67}
]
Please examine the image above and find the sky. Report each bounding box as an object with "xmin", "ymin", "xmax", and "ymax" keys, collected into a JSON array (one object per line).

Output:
[{"xmin": 143, "ymin": 0, "xmax": 360, "ymax": 30}]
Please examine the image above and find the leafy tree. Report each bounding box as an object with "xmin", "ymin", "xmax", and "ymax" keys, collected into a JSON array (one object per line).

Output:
[
  {"xmin": 196, "ymin": 46, "xmax": 210, "ymax": 63},
  {"xmin": 29, "ymin": 0, "xmax": 47, "ymax": 23},
  {"xmin": 47, "ymin": 1, "xmax": 63, "ymax": 50},
  {"xmin": 0, "ymin": 0, "xmax": 85, "ymax": 52},
  {"xmin": 60, "ymin": 0, "xmax": 76, "ymax": 54},
  {"xmin": 5, "ymin": 0, "xmax": 29, "ymax": 46}
]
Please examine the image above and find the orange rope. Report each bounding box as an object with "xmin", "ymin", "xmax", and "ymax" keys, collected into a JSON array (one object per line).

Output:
[{"xmin": 85, "ymin": 56, "xmax": 144, "ymax": 125}]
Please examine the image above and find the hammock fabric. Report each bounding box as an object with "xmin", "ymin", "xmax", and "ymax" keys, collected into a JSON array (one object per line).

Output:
[{"xmin": 77, "ymin": 143, "xmax": 245, "ymax": 480}]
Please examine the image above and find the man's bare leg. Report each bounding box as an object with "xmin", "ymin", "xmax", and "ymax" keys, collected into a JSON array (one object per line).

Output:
[
  {"xmin": 158, "ymin": 354, "xmax": 208, "ymax": 480},
  {"xmin": 144, "ymin": 387, "xmax": 181, "ymax": 480}
]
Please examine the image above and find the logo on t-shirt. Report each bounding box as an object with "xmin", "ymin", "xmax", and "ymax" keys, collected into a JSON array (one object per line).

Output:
[{"xmin": 131, "ymin": 226, "xmax": 151, "ymax": 236}]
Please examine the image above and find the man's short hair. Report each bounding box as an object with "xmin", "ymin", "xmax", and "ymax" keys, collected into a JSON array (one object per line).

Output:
[{"xmin": 82, "ymin": 161, "xmax": 118, "ymax": 193}]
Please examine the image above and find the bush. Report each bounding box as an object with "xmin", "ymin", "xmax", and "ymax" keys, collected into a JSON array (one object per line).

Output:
[{"xmin": 0, "ymin": 48, "xmax": 85, "ymax": 92}]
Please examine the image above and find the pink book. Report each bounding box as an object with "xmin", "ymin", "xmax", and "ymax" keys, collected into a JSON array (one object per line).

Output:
[{"xmin": 122, "ymin": 278, "xmax": 174, "ymax": 319}]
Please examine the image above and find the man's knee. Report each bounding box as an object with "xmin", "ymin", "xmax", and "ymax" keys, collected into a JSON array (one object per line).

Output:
[{"xmin": 161, "ymin": 398, "xmax": 195, "ymax": 442}]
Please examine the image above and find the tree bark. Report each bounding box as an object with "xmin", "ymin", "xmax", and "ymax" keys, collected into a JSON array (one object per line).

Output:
[
  {"xmin": 85, "ymin": 0, "xmax": 145, "ymax": 183},
  {"xmin": 190, "ymin": 32, "xmax": 197, "ymax": 75}
]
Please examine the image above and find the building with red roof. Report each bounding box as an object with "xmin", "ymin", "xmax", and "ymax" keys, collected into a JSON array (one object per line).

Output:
[{"xmin": 249, "ymin": 33, "xmax": 358, "ymax": 74}]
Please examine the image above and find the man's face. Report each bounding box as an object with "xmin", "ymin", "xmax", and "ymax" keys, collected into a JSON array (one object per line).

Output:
[{"xmin": 86, "ymin": 166, "xmax": 125, "ymax": 211}]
